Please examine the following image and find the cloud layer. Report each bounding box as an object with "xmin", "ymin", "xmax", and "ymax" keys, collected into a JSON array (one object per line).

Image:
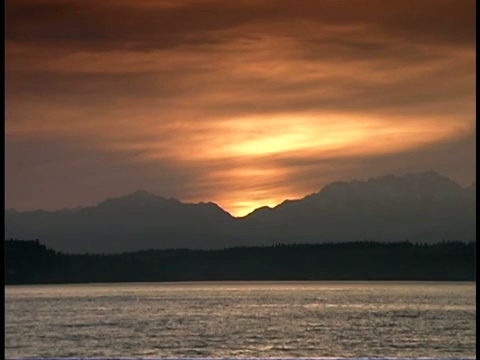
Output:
[{"xmin": 6, "ymin": 0, "xmax": 476, "ymax": 215}]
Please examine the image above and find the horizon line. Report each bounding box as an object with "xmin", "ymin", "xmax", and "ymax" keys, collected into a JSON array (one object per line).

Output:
[{"xmin": 5, "ymin": 170, "xmax": 476, "ymax": 217}]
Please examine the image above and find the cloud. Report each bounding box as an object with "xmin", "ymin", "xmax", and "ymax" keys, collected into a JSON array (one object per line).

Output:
[
  {"xmin": 5, "ymin": 0, "xmax": 476, "ymax": 216},
  {"xmin": 6, "ymin": 0, "xmax": 475, "ymax": 51}
]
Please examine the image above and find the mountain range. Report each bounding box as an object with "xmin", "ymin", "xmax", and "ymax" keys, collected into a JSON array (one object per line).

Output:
[{"xmin": 5, "ymin": 171, "xmax": 476, "ymax": 254}]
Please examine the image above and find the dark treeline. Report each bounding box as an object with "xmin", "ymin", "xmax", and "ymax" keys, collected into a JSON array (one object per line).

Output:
[{"xmin": 5, "ymin": 239, "xmax": 476, "ymax": 284}]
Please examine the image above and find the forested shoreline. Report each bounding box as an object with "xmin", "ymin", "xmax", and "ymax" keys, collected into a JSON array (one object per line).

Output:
[{"xmin": 5, "ymin": 239, "xmax": 475, "ymax": 284}]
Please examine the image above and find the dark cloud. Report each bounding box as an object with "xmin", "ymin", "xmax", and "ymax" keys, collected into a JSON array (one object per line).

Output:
[{"xmin": 6, "ymin": 0, "xmax": 475, "ymax": 51}]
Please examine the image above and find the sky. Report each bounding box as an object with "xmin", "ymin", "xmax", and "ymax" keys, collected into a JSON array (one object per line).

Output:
[{"xmin": 6, "ymin": 0, "xmax": 476, "ymax": 216}]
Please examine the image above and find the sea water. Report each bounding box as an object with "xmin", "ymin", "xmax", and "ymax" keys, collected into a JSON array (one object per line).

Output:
[{"xmin": 5, "ymin": 281, "xmax": 476, "ymax": 358}]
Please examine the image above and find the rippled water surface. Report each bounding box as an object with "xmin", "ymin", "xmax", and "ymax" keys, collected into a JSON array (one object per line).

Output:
[{"xmin": 5, "ymin": 281, "xmax": 476, "ymax": 358}]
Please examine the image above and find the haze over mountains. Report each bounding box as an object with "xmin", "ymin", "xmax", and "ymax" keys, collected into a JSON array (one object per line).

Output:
[{"xmin": 5, "ymin": 171, "xmax": 476, "ymax": 254}]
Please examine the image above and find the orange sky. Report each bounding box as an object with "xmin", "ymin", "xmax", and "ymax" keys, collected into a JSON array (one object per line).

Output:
[{"xmin": 6, "ymin": 0, "xmax": 476, "ymax": 216}]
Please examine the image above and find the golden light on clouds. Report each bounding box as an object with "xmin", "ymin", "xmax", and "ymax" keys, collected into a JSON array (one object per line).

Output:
[
  {"xmin": 89, "ymin": 112, "xmax": 471, "ymax": 216},
  {"xmin": 200, "ymin": 114, "xmax": 473, "ymax": 215},
  {"xmin": 5, "ymin": 0, "xmax": 476, "ymax": 214}
]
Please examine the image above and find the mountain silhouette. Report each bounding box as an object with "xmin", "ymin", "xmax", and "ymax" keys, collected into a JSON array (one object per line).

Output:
[{"xmin": 5, "ymin": 171, "xmax": 476, "ymax": 253}]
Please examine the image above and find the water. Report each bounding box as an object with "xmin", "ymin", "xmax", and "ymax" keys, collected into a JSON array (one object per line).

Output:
[{"xmin": 5, "ymin": 281, "xmax": 476, "ymax": 358}]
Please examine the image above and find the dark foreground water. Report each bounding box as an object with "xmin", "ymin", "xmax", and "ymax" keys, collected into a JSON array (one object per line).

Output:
[{"xmin": 5, "ymin": 281, "xmax": 476, "ymax": 358}]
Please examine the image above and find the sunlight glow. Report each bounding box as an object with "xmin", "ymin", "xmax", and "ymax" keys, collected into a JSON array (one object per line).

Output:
[{"xmin": 92, "ymin": 112, "xmax": 472, "ymax": 216}]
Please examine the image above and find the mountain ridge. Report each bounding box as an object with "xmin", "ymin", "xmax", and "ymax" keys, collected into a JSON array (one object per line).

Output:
[
  {"xmin": 6, "ymin": 170, "xmax": 473, "ymax": 216},
  {"xmin": 5, "ymin": 171, "xmax": 476, "ymax": 253}
]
